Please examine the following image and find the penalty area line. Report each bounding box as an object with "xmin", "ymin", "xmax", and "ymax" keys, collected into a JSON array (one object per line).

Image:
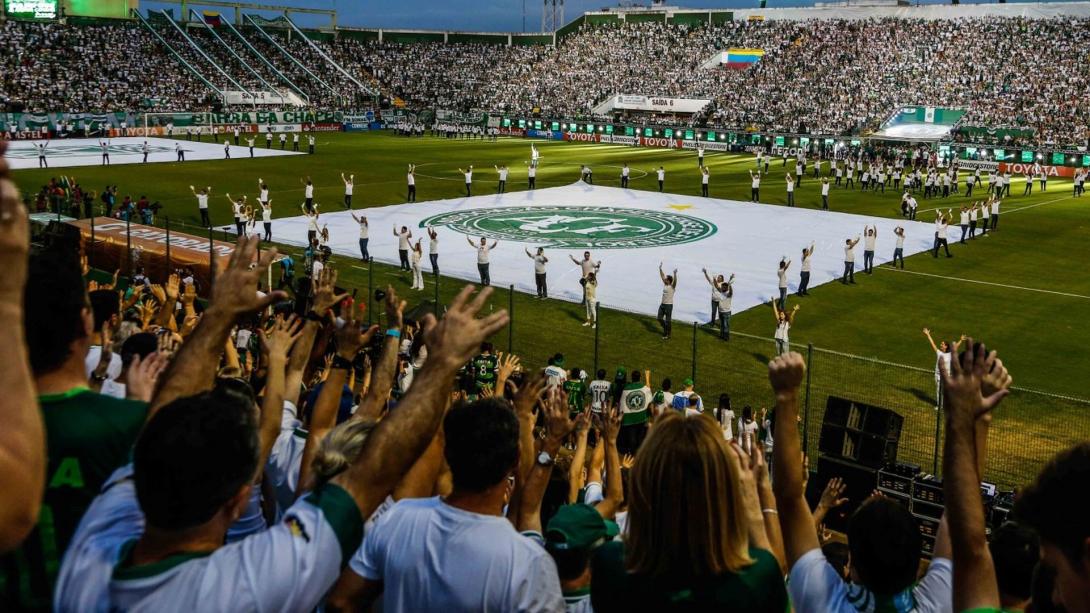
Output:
[{"xmin": 877, "ymin": 267, "xmax": 1090, "ymax": 300}]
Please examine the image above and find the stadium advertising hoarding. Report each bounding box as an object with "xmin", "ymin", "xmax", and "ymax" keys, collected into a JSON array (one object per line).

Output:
[
  {"xmin": 4, "ymin": 0, "xmax": 56, "ymax": 18},
  {"xmin": 207, "ymin": 110, "xmax": 342, "ymax": 125},
  {"xmin": 999, "ymin": 162, "xmax": 1075, "ymax": 178},
  {"xmin": 223, "ymin": 90, "xmax": 295, "ymax": 106}
]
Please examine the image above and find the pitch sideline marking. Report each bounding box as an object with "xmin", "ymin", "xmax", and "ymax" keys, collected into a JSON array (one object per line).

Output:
[{"xmin": 877, "ymin": 267, "xmax": 1090, "ymax": 300}]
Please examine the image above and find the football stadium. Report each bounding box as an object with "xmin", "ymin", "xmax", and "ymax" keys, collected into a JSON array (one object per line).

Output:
[{"xmin": 3, "ymin": 0, "xmax": 1090, "ymax": 609}]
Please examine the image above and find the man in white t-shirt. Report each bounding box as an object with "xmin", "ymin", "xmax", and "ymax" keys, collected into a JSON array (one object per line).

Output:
[
  {"xmin": 458, "ymin": 165, "xmax": 474, "ymax": 196},
  {"xmin": 328, "ymin": 400, "xmax": 564, "ymax": 612},
  {"xmin": 468, "ymin": 236, "xmax": 498, "ymax": 286},
  {"xmin": 526, "ymin": 247, "xmax": 549, "ymax": 298},
  {"xmin": 570, "ymin": 251, "xmax": 601, "ymax": 305},
  {"xmin": 656, "ymin": 166, "xmax": 665, "ymax": 192},
  {"xmin": 190, "ymin": 185, "xmax": 211, "ymax": 227},
  {"xmin": 842, "ymin": 236, "xmax": 860, "ymax": 284},
  {"xmin": 543, "ymin": 354, "xmax": 568, "ymax": 388}
]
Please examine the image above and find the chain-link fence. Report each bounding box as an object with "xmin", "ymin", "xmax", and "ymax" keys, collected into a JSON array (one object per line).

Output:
[{"xmin": 60, "ymin": 212, "xmax": 1089, "ymax": 491}]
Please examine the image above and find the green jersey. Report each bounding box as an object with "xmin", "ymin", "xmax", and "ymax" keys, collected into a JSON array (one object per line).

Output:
[
  {"xmin": 563, "ymin": 380, "xmax": 586, "ymax": 414},
  {"xmin": 1, "ymin": 388, "xmax": 148, "ymax": 611},
  {"xmin": 618, "ymin": 382, "xmax": 651, "ymax": 426},
  {"xmin": 471, "ymin": 354, "xmax": 498, "ymax": 390}
]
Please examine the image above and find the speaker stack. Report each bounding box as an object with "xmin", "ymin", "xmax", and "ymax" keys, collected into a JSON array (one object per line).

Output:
[{"xmin": 812, "ymin": 397, "xmax": 904, "ymax": 532}]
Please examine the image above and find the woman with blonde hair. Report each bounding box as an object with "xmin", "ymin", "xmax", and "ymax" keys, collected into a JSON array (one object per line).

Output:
[{"xmin": 590, "ymin": 412, "xmax": 787, "ymax": 611}]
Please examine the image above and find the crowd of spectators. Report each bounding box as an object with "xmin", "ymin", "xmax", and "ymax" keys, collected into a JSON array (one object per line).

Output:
[
  {"xmin": 1, "ymin": 135, "xmax": 1089, "ymax": 612},
  {"xmin": 1, "ymin": 15, "xmax": 1087, "ymax": 146}
]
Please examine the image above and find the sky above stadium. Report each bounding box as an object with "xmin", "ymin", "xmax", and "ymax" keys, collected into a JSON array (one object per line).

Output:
[{"xmin": 146, "ymin": 0, "xmax": 986, "ymax": 32}]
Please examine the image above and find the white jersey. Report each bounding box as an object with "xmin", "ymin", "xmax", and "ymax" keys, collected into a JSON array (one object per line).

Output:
[
  {"xmin": 657, "ymin": 169, "xmax": 665, "ymax": 181},
  {"xmin": 464, "ymin": 171, "xmax": 473, "ymax": 184},
  {"xmin": 476, "ymin": 244, "xmax": 491, "ymax": 264},
  {"xmin": 55, "ymin": 464, "xmax": 359, "ymax": 613},
  {"xmin": 407, "ymin": 172, "xmax": 415, "ymax": 186},
  {"xmin": 359, "ymin": 221, "xmax": 369, "ymax": 239},
  {"xmin": 498, "ymin": 168, "xmax": 508, "ymax": 181},
  {"xmin": 588, "ymin": 380, "xmax": 612, "ymax": 410},
  {"xmin": 778, "ymin": 269, "xmax": 788, "ymax": 289},
  {"xmin": 304, "ymin": 185, "xmax": 314, "ymax": 198},
  {"xmin": 429, "ymin": 235, "xmax": 439, "ymax": 254},
  {"xmin": 196, "ymin": 194, "xmax": 208, "ymax": 209},
  {"xmin": 578, "ymin": 259, "xmax": 598, "ymax": 277},
  {"xmin": 398, "ymin": 231, "xmax": 410, "ymax": 250},
  {"xmin": 349, "ymin": 497, "xmax": 563, "ymax": 613},
  {"xmin": 345, "ymin": 182, "xmax": 353, "ymax": 196},
  {"xmin": 532, "ymin": 255, "xmax": 547, "ymax": 274},
  {"xmin": 864, "ymin": 235, "xmax": 876, "ymax": 251}
]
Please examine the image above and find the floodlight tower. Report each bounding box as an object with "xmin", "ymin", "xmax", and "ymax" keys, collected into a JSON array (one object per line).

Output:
[{"xmin": 542, "ymin": 0, "xmax": 564, "ymax": 32}]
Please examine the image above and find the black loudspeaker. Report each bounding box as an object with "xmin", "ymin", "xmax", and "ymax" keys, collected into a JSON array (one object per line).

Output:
[
  {"xmin": 818, "ymin": 397, "xmax": 903, "ymax": 468},
  {"xmin": 812, "ymin": 456, "xmax": 879, "ymax": 532}
]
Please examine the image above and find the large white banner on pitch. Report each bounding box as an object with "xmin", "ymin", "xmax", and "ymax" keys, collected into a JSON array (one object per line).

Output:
[{"xmin": 270, "ymin": 183, "xmax": 937, "ymax": 323}]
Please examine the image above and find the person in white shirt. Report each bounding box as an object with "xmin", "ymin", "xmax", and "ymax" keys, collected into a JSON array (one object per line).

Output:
[
  {"xmin": 394, "ymin": 226, "xmax": 412, "ymax": 270},
  {"xmin": 341, "ymin": 173, "xmax": 354, "ymax": 209},
  {"xmin": 842, "ymin": 235, "xmax": 860, "ymax": 284},
  {"xmin": 526, "ymin": 247, "xmax": 549, "ymax": 299},
  {"xmin": 923, "ymin": 328, "xmax": 964, "ymax": 411},
  {"xmin": 820, "ymin": 177, "xmax": 830, "ymax": 210},
  {"xmin": 225, "ymin": 193, "xmax": 247, "ymax": 237},
  {"xmin": 468, "ymin": 236, "xmax": 498, "ymax": 286},
  {"xmin": 292, "ymin": 132, "xmax": 300, "ymax": 151},
  {"xmin": 620, "ymin": 163, "xmax": 631, "ymax": 188},
  {"xmin": 701, "ymin": 166, "xmax": 710, "ymax": 197},
  {"xmin": 409, "ymin": 239, "xmax": 424, "ymax": 290},
  {"xmin": 307, "ymin": 134, "xmax": 316, "ymax": 154},
  {"xmin": 328, "ymin": 400, "xmax": 564, "ymax": 612},
  {"xmin": 932, "ymin": 211, "xmax": 953, "ymax": 258},
  {"xmin": 657, "ymin": 263, "xmax": 677, "ymax": 340},
  {"xmin": 494, "ymin": 165, "xmax": 508, "ymax": 193},
  {"xmin": 190, "ymin": 185, "xmax": 211, "ymax": 227},
  {"xmin": 771, "ymin": 299, "xmax": 798, "ymax": 356},
  {"xmin": 582, "ymin": 272, "xmax": 598, "ymax": 327},
  {"xmin": 279, "ymin": 132, "xmax": 287, "ymax": 149},
  {"xmin": 990, "ymin": 197, "xmax": 1000, "ymax": 229},
  {"xmin": 892, "ymin": 226, "xmax": 906, "ymax": 269},
  {"xmin": 749, "ymin": 169, "xmax": 761, "ymax": 201},
  {"xmin": 798, "ymin": 242, "xmax": 815, "ymax": 296},
  {"xmin": 301, "ymin": 176, "xmax": 315, "ymax": 213},
  {"xmin": 862, "ymin": 225, "xmax": 877, "ymax": 274},
  {"xmin": 776, "ymin": 257, "xmax": 791, "ymax": 309},
  {"xmin": 702, "ymin": 268, "xmax": 727, "ymax": 326},
  {"xmin": 427, "ymin": 228, "xmax": 440, "ymax": 275},
  {"xmin": 407, "ymin": 164, "xmax": 417, "ymax": 202},
  {"xmin": 527, "ymin": 163, "xmax": 537, "ymax": 190},
  {"xmin": 580, "ymin": 164, "xmax": 593, "ymax": 184},
  {"xmin": 458, "ymin": 166, "xmax": 474, "ymax": 196},
  {"xmin": 570, "ymin": 251, "xmax": 601, "ymax": 305},
  {"xmin": 656, "ymin": 166, "xmax": 665, "ymax": 192},
  {"xmin": 697, "ymin": 144, "xmax": 705, "ymax": 167},
  {"xmin": 260, "ymin": 200, "xmax": 272, "ymax": 242},
  {"xmin": 736, "ymin": 405, "xmax": 759, "ymax": 452},
  {"xmin": 350, "ymin": 212, "xmax": 369, "ymax": 261}
]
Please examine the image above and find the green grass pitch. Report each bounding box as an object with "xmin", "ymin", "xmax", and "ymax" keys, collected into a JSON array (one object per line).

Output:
[{"xmin": 14, "ymin": 131, "xmax": 1090, "ymax": 487}]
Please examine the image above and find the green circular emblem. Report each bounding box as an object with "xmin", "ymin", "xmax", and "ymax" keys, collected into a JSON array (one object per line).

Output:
[{"xmin": 419, "ymin": 206, "xmax": 716, "ymax": 249}]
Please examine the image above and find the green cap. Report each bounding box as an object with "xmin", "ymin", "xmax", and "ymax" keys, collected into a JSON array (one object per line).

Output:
[
  {"xmin": 546, "ymin": 504, "xmax": 619, "ymax": 551},
  {"xmin": 615, "ymin": 366, "xmax": 627, "ymax": 377},
  {"xmin": 683, "ymin": 377, "xmax": 694, "ymax": 387}
]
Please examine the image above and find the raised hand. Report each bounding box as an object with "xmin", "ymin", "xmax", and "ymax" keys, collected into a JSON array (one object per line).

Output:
[
  {"xmin": 940, "ymin": 338, "xmax": 1010, "ymax": 425},
  {"xmin": 542, "ymin": 386, "xmax": 576, "ymax": 445},
  {"xmin": 511, "ymin": 371, "xmax": 546, "ymax": 420},
  {"xmin": 138, "ymin": 300, "xmax": 158, "ymax": 330},
  {"xmin": 594, "ymin": 401, "xmax": 622, "ymax": 443},
  {"xmin": 180, "ymin": 283, "xmax": 197, "ymax": 308},
  {"xmin": 164, "ymin": 273, "xmax": 180, "ymax": 303},
  {"xmin": 333, "ymin": 299, "xmax": 379, "ymax": 359},
  {"xmin": 422, "ymin": 285, "xmax": 509, "ymax": 371},
  {"xmin": 259, "ymin": 314, "xmax": 304, "ymax": 362},
  {"xmin": 818, "ymin": 477, "xmax": 849, "ymax": 511},
  {"xmin": 311, "ymin": 267, "xmax": 348, "ymax": 315},
  {"xmin": 768, "ymin": 352, "xmax": 806, "ymax": 396},
  {"xmin": 383, "ymin": 285, "xmax": 407, "ymax": 329},
  {"xmin": 148, "ymin": 284, "xmax": 166, "ymax": 304},
  {"xmin": 208, "ymin": 236, "xmax": 286, "ymax": 317},
  {"xmin": 125, "ymin": 352, "xmax": 168, "ymax": 402}
]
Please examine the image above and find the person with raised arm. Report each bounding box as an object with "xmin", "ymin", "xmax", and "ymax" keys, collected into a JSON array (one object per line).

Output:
[
  {"xmin": 394, "ymin": 225, "xmax": 412, "ymax": 271},
  {"xmin": 301, "ymin": 176, "xmax": 315, "ymax": 212},
  {"xmin": 494, "ymin": 164, "xmax": 508, "ymax": 193},
  {"xmin": 55, "ymin": 241, "xmax": 509, "ymax": 610},
  {"xmin": 657, "ymin": 263, "xmax": 677, "ymax": 340},
  {"xmin": 769, "ymin": 352, "xmax": 953, "ymax": 613},
  {"xmin": 770, "ymin": 299, "xmax": 798, "ymax": 356},
  {"xmin": 570, "ymin": 251, "xmax": 601, "ymax": 305},
  {"xmin": 526, "ymin": 247, "xmax": 549, "ymax": 299},
  {"xmin": 225, "ymin": 192, "xmax": 246, "ymax": 237},
  {"xmin": 349, "ymin": 211, "xmax": 369, "ymax": 262},
  {"xmin": 406, "ymin": 164, "xmax": 417, "ymax": 202},
  {"xmin": 862, "ymin": 225, "xmax": 877, "ymax": 274},
  {"xmin": 190, "ymin": 185, "xmax": 211, "ymax": 227},
  {"xmin": 426, "ymin": 228, "xmax": 440, "ymax": 276},
  {"xmin": 468, "ymin": 236, "xmax": 498, "ymax": 286},
  {"xmin": 458, "ymin": 165, "xmax": 474, "ymax": 196},
  {"xmin": 776, "ymin": 257, "xmax": 791, "ymax": 309},
  {"xmin": 798, "ymin": 242, "xmax": 815, "ymax": 296},
  {"xmin": 409, "ymin": 239, "xmax": 425, "ymax": 290},
  {"xmin": 923, "ymin": 328, "xmax": 965, "ymax": 412},
  {"xmin": 341, "ymin": 173, "xmax": 354, "ymax": 209},
  {"xmin": 705, "ymin": 269, "xmax": 736, "ymax": 340},
  {"xmin": 702, "ymin": 267, "xmax": 727, "ymax": 326},
  {"xmin": 940, "ymin": 340, "xmax": 1011, "ymax": 613},
  {"xmin": 841, "ymin": 234, "xmax": 860, "ymax": 284}
]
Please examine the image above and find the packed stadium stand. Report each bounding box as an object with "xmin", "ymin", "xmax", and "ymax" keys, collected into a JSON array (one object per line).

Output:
[{"xmin": 1, "ymin": 9, "xmax": 1088, "ymax": 145}]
